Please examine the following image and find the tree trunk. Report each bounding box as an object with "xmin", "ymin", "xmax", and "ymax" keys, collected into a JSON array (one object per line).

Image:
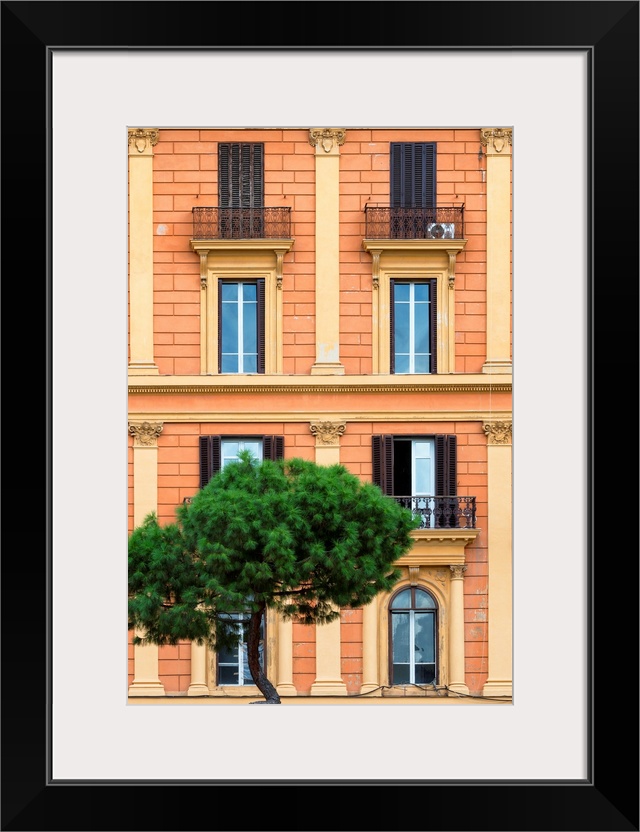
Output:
[{"xmin": 247, "ymin": 606, "xmax": 281, "ymax": 703}]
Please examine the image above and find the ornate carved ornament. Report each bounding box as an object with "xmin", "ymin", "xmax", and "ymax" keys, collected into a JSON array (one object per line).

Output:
[
  {"xmin": 483, "ymin": 421, "xmax": 513, "ymax": 445},
  {"xmin": 128, "ymin": 128, "xmax": 159, "ymax": 154},
  {"xmin": 449, "ymin": 564, "xmax": 467, "ymax": 580},
  {"xmin": 308, "ymin": 128, "xmax": 346, "ymax": 153},
  {"xmin": 480, "ymin": 128, "xmax": 513, "ymax": 155},
  {"xmin": 309, "ymin": 420, "xmax": 346, "ymax": 445},
  {"xmin": 129, "ymin": 421, "xmax": 163, "ymax": 446}
]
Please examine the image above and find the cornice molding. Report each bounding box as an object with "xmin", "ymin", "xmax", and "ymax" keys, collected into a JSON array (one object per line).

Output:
[{"xmin": 128, "ymin": 377, "xmax": 511, "ymax": 396}]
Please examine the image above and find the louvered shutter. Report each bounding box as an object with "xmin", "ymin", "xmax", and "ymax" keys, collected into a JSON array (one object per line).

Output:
[
  {"xmin": 389, "ymin": 279, "xmax": 396, "ymax": 374},
  {"xmin": 263, "ymin": 435, "xmax": 284, "ymax": 461},
  {"xmin": 217, "ymin": 280, "xmax": 223, "ymax": 373},
  {"xmin": 429, "ymin": 278, "xmax": 438, "ymax": 374},
  {"xmin": 257, "ymin": 278, "xmax": 266, "ymax": 374},
  {"xmin": 219, "ymin": 143, "xmax": 264, "ymax": 209},
  {"xmin": 372, "ymin": 435, "xmax": 393, "ymax": 495},
  {"xmin": 199, "ymin": 435, "xmax": 222, "ymax": 488},
  {"xmin": 435, "ymin": 434, "xmax": 457, "ymax": 527},
  {"xmin": 390, "ymin": 143, "xmax": 436, "ymax": 208}
]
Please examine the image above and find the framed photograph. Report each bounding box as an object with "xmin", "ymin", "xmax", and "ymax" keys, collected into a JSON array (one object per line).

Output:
[{"xmin": 3, "ymin": 2, "xmax": 637, "ymax": 830}]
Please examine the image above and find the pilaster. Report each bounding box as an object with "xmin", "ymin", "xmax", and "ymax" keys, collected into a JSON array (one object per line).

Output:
[
  {"xmin": 482, "ymin": 420, "xmax": 513, "ymax": 697},
  {"xmin": 128, "ymin": 419, "xmax": 165, "ymax": 696},
  {"xmin": 481, "ymin": 128, "xmax": 513, "ymax": 375},
  {"xmin": 309, "ymin": 129, "xmax": 346, "ymax": 375},
  {"xmin": 128, "ymin": 128, "xmax": 159, "ymax": 375}
]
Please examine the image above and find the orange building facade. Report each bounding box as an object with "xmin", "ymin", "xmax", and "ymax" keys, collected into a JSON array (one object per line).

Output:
[{"xmin": 127, "ymin": 126, "xmax": 513, "ymax": 701}]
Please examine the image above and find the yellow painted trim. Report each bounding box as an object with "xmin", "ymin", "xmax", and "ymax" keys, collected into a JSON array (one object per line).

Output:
[
  {"xmin": 190, "ymin": 240, "xmax": 294, "ymax": 376},
  {"xmin": 363, "ymin": 240, "xmax": 467, "ymax": 375}
]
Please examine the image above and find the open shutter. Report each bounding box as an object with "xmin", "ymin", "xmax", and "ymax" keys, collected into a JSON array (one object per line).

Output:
[
  {"xmin": 389, "ymin": 279, "xmax": 396, "ymax": 374},
  {"xmin": 390, "ymin": 143, "xmax": 437, "ymax": 208},
  {"xmin": 428, "ymin": 277, "xmax": 438, "ymax": 374},
  {"xmin": 435, "ymin": 434, "xmax": 457, "ymax": 527},
  {"xmin": 263, "ymin": 435, "xmax": 284, "ymax": 461},
  {"xmin": 199, "ymin": 435, "xmax": 222, "ymax": 488},
  {"xmin": 257, "ymin": 278, "xmax": 266, "ymax": 373},
  {"xmin": 217, "ymin": 279, "xmax": 223, "ymax": 373},
  {"xmin": 372, "ymin": 435, "xmax": 393, "ymax": 495}
]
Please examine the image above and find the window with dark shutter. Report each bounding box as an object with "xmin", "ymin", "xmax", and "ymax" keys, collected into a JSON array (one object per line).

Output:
[
  {"xmin": 390, "ymin": 278, "xmax": 438, "ymax": 374},
  {"xmin": 199, "ymin": 435, "xmax": 284, "ymax": 487},
  {"xmin": 218, "ymin": 278, "xmax": 265, "ymax": 374}
]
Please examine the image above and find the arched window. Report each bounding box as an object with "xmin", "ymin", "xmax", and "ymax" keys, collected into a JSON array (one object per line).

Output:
[{"xmin": 389, "ymin": 586, "xmax": 438, "ymax": 685}]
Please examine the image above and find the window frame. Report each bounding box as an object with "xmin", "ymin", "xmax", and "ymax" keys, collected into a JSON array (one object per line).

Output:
[
  {"xmin": 216, "ymin": 611, "xmax": 265, "ymax": 687},
  {"xmin": 388, "ymin": 585, "xmax": 439, "ymax": 686},
  {"xmin": 199, "ymin": 434, "xmax": 285, "ymax": 488},
  {"xmin": 218, "ymin": 278, "xmax": 265, "ymax": 374},
  {"xmin": 390, "ymin": 278, "xmax": 438, "ymax": 374}
]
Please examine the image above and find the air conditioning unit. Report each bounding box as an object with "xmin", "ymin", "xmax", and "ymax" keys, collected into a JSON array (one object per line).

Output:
[{"xmin": 426, "ymin": 222, "xmax": 456, "ymax": 239}]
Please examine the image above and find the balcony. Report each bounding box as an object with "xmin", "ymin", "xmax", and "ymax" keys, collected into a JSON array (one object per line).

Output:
[
  {"xmin": 192, "ymin": 207, "xmax": 292, "ymax": 240},
  {"xmin": 394, "ymin": 495, "xmax": 476, "ymax": 529},
  {"xmin": 364, "ymin": 205, "xmax": 464, "ymax": 240}
]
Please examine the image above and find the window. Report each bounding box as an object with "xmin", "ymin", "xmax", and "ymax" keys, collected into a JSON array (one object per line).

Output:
[
  {"xmin": 389, "ymin": 586, "xmax": 438, "ymax": 685},
  {"xmin": 372, "ymin": 434, "xmax": 457, "ymax": 528},
  {"xmin": 199, "ymin": 435, "xmax": 284, "ymax": 488},
  {"xmin": 390, "ymin": 279, "xmax": 437, "ymax": 374},
  {"xmin": 216, "ymin": 612, "xmax": 264, "ymax": 686},
  {"xmin": 218, "ymin": 279, "xmax": 265, "ymax": 373},
  {"xmin": 218, "ymin": 143, "xmax": 264, "ymax": 238}
]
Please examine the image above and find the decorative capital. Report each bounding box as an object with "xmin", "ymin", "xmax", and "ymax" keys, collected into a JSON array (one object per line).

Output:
[
  {"xmin": 309, "ymin": 420, "xmax": 346, "ymax": 446},
  {"xmin": 480, "ymin": 128, "xmax": 513, "ymax": 156},
  {"xmin": 129, "ymin": 421, "xmax": 163, "ymax": 446},
  {"xmin": 128, "ymin": 128, "xmax": 159, "ymax": 155},
  {"xmin": 309, "ymin": 128, "xmax": 346, "ymax": 154},
  {"xmin": 483, "ymin": 421, "xmax": 512, "ymax": 445},
  {"xmin": 450, "ymin": 564, "xmax": 467, "ymax": 580}
]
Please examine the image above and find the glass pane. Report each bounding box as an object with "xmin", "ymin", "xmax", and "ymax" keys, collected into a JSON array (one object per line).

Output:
[
  {"xmin": 221, "ymin": 283, "xmax": 238, "ymax": 301},
  {"xmin": 414, "ymin": 315, "xmax": 429, "ymax": 354},
  {"xmin": 392, "ymin": 664, "xmax": 410, "ymax": 684},
  {"xmin": 243, "ymin": 300, "xmax": 257, "ymax": 352},
  {"xmin": 394, "ymin": 283, "xmax": 410, "ymax": 301},
  {"xmin": 415, "ymin": 588, "xmax": 436, "ymax": 609},
  {"xmin": 415, "ymin": 612, "xmax": 435, "ymax": 662},
  {"xmin": 390, "ymin": 588, "xmax": 411, "ymax": 609},
  {"xmin": 221, "ymin": 354, "xmax": 238, "ymax": 373},
  {"xmin": 391, "ymin": 613, "xmax": 410, "ymax": 663},
  {"xmin": 414, "ymin": 354, "xmax": 429, "ymax": 373},
  {"xmin": 394, "ymin": 354, "xmax": 410, "ymax": 374},
  {"xmin": 394, "ymin": 303, "xmax": 410, "ymax": 353},
  {"xmin": 221, "ymin": 302, "xmax": 238, "ymax": 354},
  {"xmin": 243, "ymin": 354, "xmax": 257, "ymax": 373},
  {"xmin": 218, "ymin": 666, "xmax": 239, "ymax": 685},
  {"xmin": 414, "ymin": 456, "xmax": 432, "ymax": 494},
  {"xmin": 242, "ymin": 441, "xmax": 262, "ymax": 460},
  {"xmin": 414, "ymin": 283, "xmax": 429, "ymax": 302},
  {"xmin": 221, "ymin": 442, "xmax": 240, "ymax": 466},
  {"xmin": 414, "ymin": 664, "xmax": 435, "ymax": 684},
  {"xmin": 242, "ymin": 282, "xmax": 257, "ymax": 301}
]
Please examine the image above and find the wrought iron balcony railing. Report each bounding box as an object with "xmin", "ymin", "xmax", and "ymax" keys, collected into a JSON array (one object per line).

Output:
[
  {"xmin": 364, "ymin": 205, "xmax": 464, "ymax": 240},
  {"xmin": 192, "ymin": 207, "xmax": 292, "ymax": 240},
  {"xmin": 394, "ymin": 495, "xmax": 476, "ymax": 529}
]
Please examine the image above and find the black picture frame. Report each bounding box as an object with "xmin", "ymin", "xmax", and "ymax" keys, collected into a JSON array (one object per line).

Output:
[{"xmin": 2, "ymin": 2, "xmax": 638, "ymax": 830}]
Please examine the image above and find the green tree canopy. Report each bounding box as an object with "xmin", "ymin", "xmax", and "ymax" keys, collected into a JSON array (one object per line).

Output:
[{"xmin": 128, "ymin": 454, "xmax": 419, "ymax": 702}]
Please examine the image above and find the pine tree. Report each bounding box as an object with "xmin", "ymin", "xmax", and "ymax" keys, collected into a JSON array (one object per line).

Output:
[{"xmin": 128, "ymin": 454, "xmax": 419, "ymax": 703}]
